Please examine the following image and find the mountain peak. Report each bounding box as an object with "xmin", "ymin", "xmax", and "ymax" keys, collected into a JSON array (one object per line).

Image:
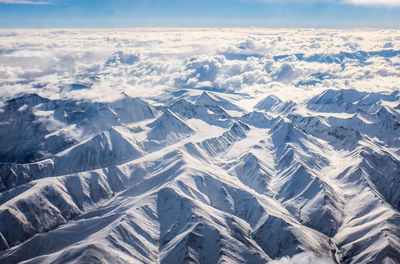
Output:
[
  {"xmin": 196, "ymin": 91, "xmax": 243, "ymax": 112},
  {"xmin": 147, "ymin": 109, "xmax": 195, "ymax": 142},
  {"xmin": 255, "ymin": 94, "xmax": 282, "ymax": 112}
]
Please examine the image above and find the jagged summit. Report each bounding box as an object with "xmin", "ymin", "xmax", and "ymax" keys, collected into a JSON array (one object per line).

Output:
[
  {"xmin": 254, "ymin": 94, "xmax": 282, "ymax": 111},
  {"xmin": 308, "ymin": 89, "xmax": 365, "ymax": 105},
  {"xmin": 240, "ymin": 111, "xmax": 275, "ymax": 128},
  {"xmin": 255, "ymin": 95, "xmax": 295, "ymax": 115},
  {"xmin": 147, "ymin": 109, "xmax": 195, "ymax": 142},
  {"xmin": 196, "ymin": 91, "xmax": 243, "ymax": 112},
  {"xmin": 307, "ymin": 89, "xmax": 400, "ymax": 114},
  {"xmin": 110, "ymin": 92, "xmax": 157, "ymax": 124},
  {"xmin": 168, "ymin": 98, "xmax": 197, "ymax": 119},
  {"xmin": 5, "ymin": 93, "xmax": 50, "ymax": 109}
]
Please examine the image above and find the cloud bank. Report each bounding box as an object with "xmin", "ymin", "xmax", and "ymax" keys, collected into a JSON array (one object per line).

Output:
[{"xmin": 0, "ymin": 28, "xmax": 399, "ymax": 106}]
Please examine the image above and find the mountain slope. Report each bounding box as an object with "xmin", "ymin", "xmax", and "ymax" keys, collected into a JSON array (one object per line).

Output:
[{"xmin": 0, "ymin": 89, "xmax": 399, "ymax": 264}]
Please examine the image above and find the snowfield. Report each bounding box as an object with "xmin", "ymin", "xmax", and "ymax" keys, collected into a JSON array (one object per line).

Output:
[{"xmin": 0, "ymin": 28, "xmax": 399, "ymax": 264}]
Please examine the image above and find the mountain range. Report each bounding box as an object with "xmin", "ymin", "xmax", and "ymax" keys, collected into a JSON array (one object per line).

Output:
[{"xmin": 0, "ymin": 88, "xmax": 399, "ymax": 263}]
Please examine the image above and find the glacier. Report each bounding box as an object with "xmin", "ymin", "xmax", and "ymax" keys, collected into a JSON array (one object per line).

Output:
[{"xmin": 0, "ymin": 29, "xmax": 400, "ymax": 264}]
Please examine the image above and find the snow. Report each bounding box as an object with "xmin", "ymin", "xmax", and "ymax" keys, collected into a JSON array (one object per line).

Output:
[{"xmin": 0, "ymin": 28, "xmax": 400, "ymax": 264}]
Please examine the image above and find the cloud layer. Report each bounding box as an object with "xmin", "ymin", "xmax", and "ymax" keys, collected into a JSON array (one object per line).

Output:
[{"xmin": 0, "ymin": 28, "xmax": 399, "ymax": 107}]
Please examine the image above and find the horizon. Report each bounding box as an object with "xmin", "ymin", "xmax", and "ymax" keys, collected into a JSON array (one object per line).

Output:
[
  {"xmin": 1, "ymin": 26, "xmax": 400, "ymax": 29},
  {"xmin": 1, "ymin": 0, "xmax": 400, "ymax": 28}
]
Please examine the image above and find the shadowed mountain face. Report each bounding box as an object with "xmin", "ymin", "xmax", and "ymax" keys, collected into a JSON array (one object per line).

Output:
[{"xmin": 0, "ymin": 89, "xmax": 399, "ymax": 264}]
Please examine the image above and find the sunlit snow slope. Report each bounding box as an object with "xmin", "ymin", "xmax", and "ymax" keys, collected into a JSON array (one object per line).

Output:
[{"xmin": 0, "ymin": 29, "xmax": 400, "ymax": 264}]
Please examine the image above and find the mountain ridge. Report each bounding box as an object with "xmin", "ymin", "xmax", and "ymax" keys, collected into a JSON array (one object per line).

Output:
[{"xmin": 0, "ymin": 89, "xmax": 399, "ymax": 263}]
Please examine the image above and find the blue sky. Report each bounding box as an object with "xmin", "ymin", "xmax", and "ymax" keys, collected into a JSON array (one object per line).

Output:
[{"xmin": 0, "ymin": 0, "xmax": 399, "ymax": 28}]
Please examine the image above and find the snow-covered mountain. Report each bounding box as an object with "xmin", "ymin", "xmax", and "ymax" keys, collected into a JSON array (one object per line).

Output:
[
  {"xmin": 1, "ymin": 27, "xmax": 400, "ymax": 264},
  {"xmin": 0, "ymin": 87, "xmax": 399, "ymax": 264}
]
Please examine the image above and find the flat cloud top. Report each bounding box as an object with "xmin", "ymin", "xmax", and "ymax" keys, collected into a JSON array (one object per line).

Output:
[{"xmin": 0, "ymin": 28, "xmax": 399, "ymax": 109}]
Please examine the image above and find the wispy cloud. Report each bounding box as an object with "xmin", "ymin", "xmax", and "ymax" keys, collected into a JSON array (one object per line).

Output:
[
  {"xmin": 253, "ymin": 0, "xmax": 400, "ymax": 7},
  {"xmin": 0, "ymin": 0, "xmax": 50, "ymax": 4},
  {"xmin": 343, "ymin": 0, "xmax": 400, "ymax": 6}
]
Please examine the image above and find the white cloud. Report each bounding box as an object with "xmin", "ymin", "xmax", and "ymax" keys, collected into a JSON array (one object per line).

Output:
[
  {"xmin": 253, "ymin": 0, "xmax": 400, "ymax": 7},
  {"xmin": 0, "ymin": 28, "xmax": 399, "ymax": 103},
  {"xmin": 268, "ymin": 252, "xmax": 335, "ymax": 264},
  {"xmin": 0, "ymin": 0, "xmax": 50, "ymax": 4},
  {"xmin": 343, "ymin": 0, "xmax": 400, "ymax": 6}
]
